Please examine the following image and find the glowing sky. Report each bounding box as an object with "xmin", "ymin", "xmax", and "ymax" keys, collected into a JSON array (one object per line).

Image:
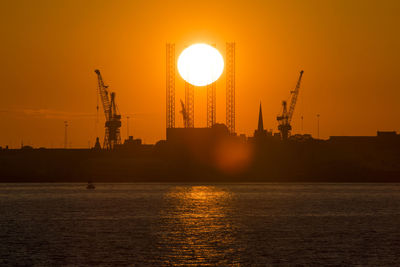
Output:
[{"xmin": 0, "ymin": 0, "xmax": 399, "ymax": 147}]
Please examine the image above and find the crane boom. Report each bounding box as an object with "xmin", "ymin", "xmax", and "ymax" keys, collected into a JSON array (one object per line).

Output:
[
  {"xmin": 277, "ymin": 70, "xmax": 304, "ymax": 140},
  {"xmin": 180, "ymin": 99, "xmax": 189, "ymax": 128},
  {"xmin": 288, "ymin": 70, "xmax": 304, "ymax": 123},
  {"xmin": 95, "ymin": 69, "xmax": 111, "ymax": 120},
  {"xmin": 94, "ymin": 69, "xmax": 121, "ymax": 150}
]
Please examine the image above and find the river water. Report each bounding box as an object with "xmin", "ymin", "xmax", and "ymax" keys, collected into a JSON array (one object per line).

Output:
[{"xmin": 1, "ymin": 183, "xmax": 400, "ymax": 266}]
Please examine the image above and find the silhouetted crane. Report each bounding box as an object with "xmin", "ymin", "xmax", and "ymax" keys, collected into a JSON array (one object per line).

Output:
[
  {"xmin": 277, "ymin": 70, "xmax": 304, "ymax": 140},
  {"xmin": 180, "ymin": 99, "xmax": 189, "ymax": 128},
  {"xmin": 94, "ymin": 69, "xmax": 121, "ymax": 150}
]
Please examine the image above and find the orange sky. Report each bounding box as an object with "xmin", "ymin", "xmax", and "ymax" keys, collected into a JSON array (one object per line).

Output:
[{"xmin": 1, "ymin": 0, "xmax": 399, "ymax": 147}]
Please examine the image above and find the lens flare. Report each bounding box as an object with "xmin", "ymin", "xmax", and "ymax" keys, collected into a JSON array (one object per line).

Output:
[
  {"xmin": 213, "ymin": 139, "xmax": 254, "ymax": 174},
  {"xmin": 178, "ymin": 44, "xmax": 224, "ymax": 87}
]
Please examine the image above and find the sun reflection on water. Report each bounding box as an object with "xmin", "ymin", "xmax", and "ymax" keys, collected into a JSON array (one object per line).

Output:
[{"xmin": 156, "ymin": 186, "xmax": 240, "ymax": 265}]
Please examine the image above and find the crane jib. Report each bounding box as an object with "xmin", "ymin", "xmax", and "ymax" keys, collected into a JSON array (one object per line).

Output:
[
  {"xmin": 94, "ymin": 69, "xmax": 122, "ymax": 150},
  {"xmin": 277, "ymin": 70, "xmax": 304, "ymax": 140},
  {"xmin": 288, "ymin": 71, "xmax": 304, "ymax": 123}
]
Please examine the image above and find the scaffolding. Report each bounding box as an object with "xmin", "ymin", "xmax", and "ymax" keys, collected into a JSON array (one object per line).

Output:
[
  {"xmin": 226, "ymin": 42, "xmax": 236, "ymax": 134},
  {"xmin": 207, "ymin": 81, "xmax": 216, "ymax": 128},
  {"xmin": 185, "ymin": 81, "xmax": 194, "ymax": 128},
  {"xmin": 207, "ymin": 44, "xmax": 217, "ymax": 128},
  {"xmin": 166, "ymin": 43, "xmax": 176, "ymax": 130}
]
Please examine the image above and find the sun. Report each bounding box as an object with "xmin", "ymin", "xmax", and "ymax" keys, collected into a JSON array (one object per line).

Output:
[{"xmin": 177, "ymin": 43, "xmax": 224, "ymax": 87}]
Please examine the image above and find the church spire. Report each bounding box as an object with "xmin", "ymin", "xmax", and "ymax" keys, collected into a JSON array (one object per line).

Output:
[{"xmin": 258, "ymin": 102, "xmax": 264, "ymax": 131}]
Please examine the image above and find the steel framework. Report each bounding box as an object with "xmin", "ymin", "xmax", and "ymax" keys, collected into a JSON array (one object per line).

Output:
[
  {"xmin": 206, "ymin": 44, "xmax": 217, "ymax": 128},
  {"xmin": 207, "ymin": 81, "xmax": 216, "ymax": 128},
  {"xmin": 226, "ymin": 42, "xmax": 236, "ymax": 134},
  {"xmin": 166, "ymin": 43, "xmax": 176, "ymax": 130},
  {"xmin": 179, "ymin": 99, "xmax": 189, "ymax": 128},
  {"xmin": 94, "ymin": 69, "xmax": 122, "ymax": 150},
  {"xmin": 277, "ymin": 70, "xmax": 304, "ymax": 140},
  {"xmin": 185, "ymin": 81, "xmax": 194, "ymax": 128}
]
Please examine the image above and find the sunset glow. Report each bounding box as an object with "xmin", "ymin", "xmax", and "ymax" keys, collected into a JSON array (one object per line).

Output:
[{"xmin": 2, "ymin": 1, "xmax": 400, "ymax": 265}]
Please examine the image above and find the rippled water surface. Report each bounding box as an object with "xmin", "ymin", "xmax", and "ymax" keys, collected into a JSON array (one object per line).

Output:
[{"xmin": 1, "ymin": 183, "xmax": 400, "ymax": 265}]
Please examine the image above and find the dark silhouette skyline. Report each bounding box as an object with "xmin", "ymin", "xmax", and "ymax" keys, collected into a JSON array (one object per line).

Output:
[{"xmin": 1, "ymin": 1, "xmax": 400, "ymax": 147}]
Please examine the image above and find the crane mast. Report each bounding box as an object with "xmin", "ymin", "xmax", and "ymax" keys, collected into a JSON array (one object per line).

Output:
[
  {"xmin": 277, "ymin": 70, "xmax": 304, "ymax": 140},
  {"xmin": 180, "ymin": 99, "xmax": 189, "ymax": 128},
  {"xmin": 94, "ymin": 69, "xmax": 121, "ymax": 150}
]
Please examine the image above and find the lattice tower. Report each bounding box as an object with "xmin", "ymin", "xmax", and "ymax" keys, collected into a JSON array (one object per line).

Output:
[
  {"xmin": 226, "ymin": 42, "xmax": 236, "ymax": 134},
  {"xmin": 166, "ymin": 43, "xmax": 176, "ymax": 130}
]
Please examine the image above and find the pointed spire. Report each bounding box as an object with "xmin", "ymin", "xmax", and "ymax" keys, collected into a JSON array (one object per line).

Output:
[{"xmin": 258, "ymin": 102, "xmax": 264, "ymax": 131}]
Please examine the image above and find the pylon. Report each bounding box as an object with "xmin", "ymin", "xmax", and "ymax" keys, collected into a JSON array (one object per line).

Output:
[
  {"xmin": 185, "ymin": 81, "xmax": 194, "ymax": 128},
  {"xmin": 226, "ymin": 42, "xmax": 235, "ymax": 134},
  {"xmin": 166, "ymin": 43, "xmax": 176, "ymax": 131}
]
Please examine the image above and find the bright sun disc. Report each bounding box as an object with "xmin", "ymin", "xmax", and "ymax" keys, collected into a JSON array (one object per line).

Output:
[{"xmin": 178, "ymin": 44, "xmax": 224, "ymax": 87}]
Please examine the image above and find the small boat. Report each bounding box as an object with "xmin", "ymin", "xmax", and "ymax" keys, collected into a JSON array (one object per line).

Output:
[{"xmin": 87, "ymin": 181, "xmax": 95, "ymax": 190}]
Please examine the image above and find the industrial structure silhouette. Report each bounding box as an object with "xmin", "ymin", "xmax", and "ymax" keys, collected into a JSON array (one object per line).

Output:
[
  {"xmin": 166, "ymin": 42, "xmax": 235, "ymax": 132},
  {"xmin": 0, "ymin": 44, "xmax": 399, "ymax": 183},
  {"xmin": 95, "ymin": 69, "xmax": 122, "ymax": 150}
]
